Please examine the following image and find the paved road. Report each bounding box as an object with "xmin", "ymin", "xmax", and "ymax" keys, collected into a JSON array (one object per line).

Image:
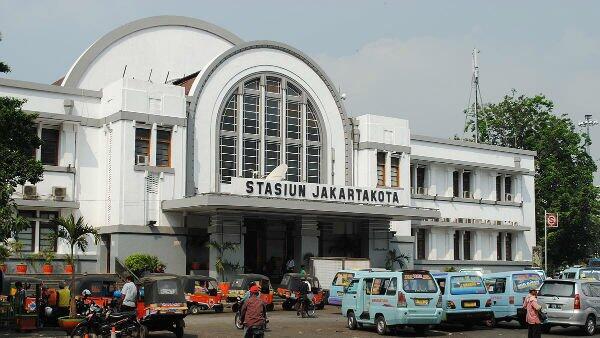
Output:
[{"xmin": 0, "ymin": 306, "xmax": 589, "ymax": 337}]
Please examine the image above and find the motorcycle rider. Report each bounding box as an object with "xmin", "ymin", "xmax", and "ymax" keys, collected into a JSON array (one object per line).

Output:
[
  {"xmin": 297, "ymin": 278, "xmax": 311, "ymax": 317},
  {"xmin": 240, "ymin": 285, "xmax": 266, "ymax": 338}
]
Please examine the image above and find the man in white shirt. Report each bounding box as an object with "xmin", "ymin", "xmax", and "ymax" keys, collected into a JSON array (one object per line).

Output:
[{"xmin": 120, "ymin": 275, "xmax": 138, "ymax": 312}]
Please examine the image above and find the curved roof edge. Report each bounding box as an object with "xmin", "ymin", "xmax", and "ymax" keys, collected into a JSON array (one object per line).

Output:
[
  {"xmin": 62, "ymin": 15, "xmax": 244, "ymax": 88},
  {"xmin": 185, "ymin": 40, "xmax": 354, "ymax": 195}
]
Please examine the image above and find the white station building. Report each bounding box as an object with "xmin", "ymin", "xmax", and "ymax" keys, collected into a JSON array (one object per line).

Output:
[{"xmin": 0, "ymin": 16, "xmax": 536, "ymax": 278}]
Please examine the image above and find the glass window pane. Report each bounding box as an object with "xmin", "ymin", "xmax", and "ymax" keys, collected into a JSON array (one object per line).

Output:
[
  {"xmin": 306, "ymin": 146, "xmax": 320, "ymax": 183},
  {"xmin": 244, "ymin": 78, "xmax": 260, "ymax": 90},
  {"xmin": 219, "ymin": 136, "xmax": 236, "ymax": 183},
  {"xmin": 265, "ymin": 98, "xmax": 280, "ymax": 137},
  {"xmin": 377, "ymin": 152, "xmax": 386, "ymax": 186},
  {"xmin": 39, "ymin": 211, "xmax": 58, "ymax": 252},
  {"xmin": 287, "ymin": 83, "xmax": 301, "ymax": 97},
  {"xmin": 264, "ymin": 142, "xmax": 281, "ymax": 176},
  {"xmin": 156, "ymin": 130, "xmax": 171, "ymax": 167},
  {"xmin": 242, "ymin": 139, "xmax": 260, "ymax": 178},
  {"xmin": 266, "ymin": 76, "xmax": 281, "ymax": 93},
  {"xmin": 243, "ymin": 95, "xmax": 259, "ymax": 134},
  {"xmin": 135, "ymin": 128, "xmax": 151, "ymax": 163},
  {"xmin": 286, "ymin": 101, "xmax": 301, "ymax": 140},
  {"xmin": 286, "ymin": 144, "xmax": 301, "ymax": 182},
  {"xmin": 306, "ymin": 102, "xmax": 320, "ymax": 142},
  {"xmin": 16, "ymin": 211, "xmax": 35, "ymax": 252},
  {"xmin": 41, "ymin": 128, "xmax": 60, "ymax": 166},
  {"xmin": 221, "ymin": 94, "xmax": 237, "ymax": 132},
  {"xmin": 391, "ymin": 156, "xmax": 400, "ymax": 187}
]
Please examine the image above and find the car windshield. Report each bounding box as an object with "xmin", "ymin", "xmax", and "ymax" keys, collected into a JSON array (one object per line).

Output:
[
  {"xmin": 450, "ymin": 275, "xmax": 486, "ymax": 295},
  {"xmin": 402, "ymin": 272, "xmax": 437, "ymax": 293},
  {"xmin": 580, "ymin": 270, "xmax": 600, "ymax": 281},
  {"xmin": 231, "ymin": 278, "xmax": 245, "ymax": 289},
  {"xmin": 539, "ymin": 281, "xmax": 575, "ymax": 297},
  {"xmin": 513, "ymin": 273, "xmax": 543, "ymax": 293},
  {"xmin": 333, "ymin": 272, "xmax": 355, "ymax": 287},
  {"xmin": 157, "ymin": 279, "xmax": 178, "ymax": 295}
]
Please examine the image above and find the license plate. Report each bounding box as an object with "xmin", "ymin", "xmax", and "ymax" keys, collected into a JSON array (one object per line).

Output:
[
  {"xmin": 463, "ymin": 301, "xmax": 477, "ymax": 308},
  {"xmin": 414, "ymin": 299, "xmax": 429, "ymax": 306},
  {"xmin": 548, "ymin": 304, "xmax": 562, "ymax": 309},
  {"xmin": 337, "ymin": 291, "xmax": 344, "ymax": 296}
]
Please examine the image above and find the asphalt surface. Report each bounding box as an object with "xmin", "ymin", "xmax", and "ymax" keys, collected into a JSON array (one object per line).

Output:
[{"xmin": 0, "ymin": 306, "xmax": 591, "ymax": 337}]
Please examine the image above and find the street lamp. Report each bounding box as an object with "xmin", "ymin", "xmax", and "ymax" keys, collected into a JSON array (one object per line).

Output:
[{"xmin": 578, "ymin": 114, "xmax": 598, "ymax": 154}]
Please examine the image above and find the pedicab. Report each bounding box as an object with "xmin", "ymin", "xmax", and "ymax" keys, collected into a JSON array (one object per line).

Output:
[
  {"xmin": 227, "ymin": 274, "xmax": 274, "ymax": 311},
  {"xmin": 73, "ymin": 275, "xmax": 119, "ymax": 309},
  {"xmin": 1, "ymin": 276, "xmax": 42, "ymax": 331},
  {"xmin": 136, "ymin": 274, "xmax": 187, "ymax": 338},
  {"xmin": 277, "ymin": 273, "xmax": 325, "ymax": 310},
  {"xmin": 182, "ymin": 275, "xmax": 224, "ymax": 314}
]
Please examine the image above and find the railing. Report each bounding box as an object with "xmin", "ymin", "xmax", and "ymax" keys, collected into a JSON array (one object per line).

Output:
[{"xmin": 115, "ymin": 257, "xmax": 139, "ymax": 283}]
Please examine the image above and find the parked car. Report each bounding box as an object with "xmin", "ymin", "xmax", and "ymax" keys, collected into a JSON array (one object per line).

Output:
[
  {"xmin": 483, "ymin": 271, "xmax": 543, "ymax": 326},
  {"xmin": 341, "ymin": 270, "xmax": 443, "ymax": 335},
  {"xmin": 432, "ymin": 272, "xmax": 493, "ymax": 328},
  {"xmin": 560, "ymin": 267, "xmax": 600, "ymax": 280},
  {"xmin": 537, "ymin": 279, "xmax": 600, "ymax": 335},
  {"xmin": 328, "ymin": 269, "xmax": 389, "ymax": 305}
]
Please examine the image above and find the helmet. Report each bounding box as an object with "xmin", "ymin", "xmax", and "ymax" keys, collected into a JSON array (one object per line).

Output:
[
  {"xmin": 45, "ymin": 306, "xmax": 53, "ymax": 317},
  {"xmin": 113, "ymin": 290, "xmax": 122, "ymax": 298},
  {"xmin": 249, "ymin": 285, "xmax": 260, "ymax": 294},
  {"xmin": 82, "ymin": 289, "xmax": 91, "ymax": 297}
]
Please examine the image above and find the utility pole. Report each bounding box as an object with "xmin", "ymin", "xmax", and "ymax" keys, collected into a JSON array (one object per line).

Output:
[
  {"xmin": 472, "ymin": 48, "xmax": 480, "ymax": 143},
  {"xmin": 578, "ymin": 114, "xmax": 598, "ymax": 154}
]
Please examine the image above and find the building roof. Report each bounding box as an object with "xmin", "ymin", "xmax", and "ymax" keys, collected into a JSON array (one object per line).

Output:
[{"xmin": 171, "ymin": 71, "xmax": 200, "ymax": 95}]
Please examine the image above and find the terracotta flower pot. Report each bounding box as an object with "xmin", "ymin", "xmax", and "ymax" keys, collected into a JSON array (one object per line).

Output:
[
  {"xmin": 191, "ymin": 262, "xmax": 201, "ymax": 270},
  {"xmin": 42, "ymin": 264, "xmax": 54, "ymax": 274},
  {"xmin": 0, "ymin": 264, "xmax": 7, "ymax": 273},
  {"xmin": 15, "ymin": 263, "xmax": 27, "ymax": 274},
  {"xmin": 64, "ymin": 264, "xmax": 74, "ymax": 274}
]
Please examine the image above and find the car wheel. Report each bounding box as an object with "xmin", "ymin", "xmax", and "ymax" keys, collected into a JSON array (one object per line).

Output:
[
  {"xmin": 189, "ymin": 305, "xmax": 200, "ymax": 315},
  {"xmin": 375, "ymin": 315, "xmax": 388, "ymax": 335},
  {"xmin": 234, "ymin": 312, "xmax": 244, "ymax": 330},
  {"xmin": 347, "ymin": 311, "xmax": 357, "ymax": 330},
  {"xmin": 583, "ymin": 315, "xmax": 596, "ymax": 336},
  {"xmin": 485, "ymin": 315, "xmax": 496, "ymax": 328}
]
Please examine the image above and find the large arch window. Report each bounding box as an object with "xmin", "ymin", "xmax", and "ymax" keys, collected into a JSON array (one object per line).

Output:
[{"xmin": 218, "ymin": 74, "xmax": 323, "ymax": 184}]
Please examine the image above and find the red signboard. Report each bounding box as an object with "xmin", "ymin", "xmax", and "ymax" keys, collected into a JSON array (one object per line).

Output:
[{"xmin": 546, "ymin": 213, "xmax": 558, "ymax": 228}]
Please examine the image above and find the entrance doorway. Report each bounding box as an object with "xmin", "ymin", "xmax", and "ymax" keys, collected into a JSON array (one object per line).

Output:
[{"xmin": 244, "ymin": 218, "xmax": 294, "ymax": 283}]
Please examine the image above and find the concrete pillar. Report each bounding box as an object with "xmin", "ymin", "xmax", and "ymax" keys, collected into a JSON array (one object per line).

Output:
[
  {"xmin": 459, "ymin": 231, "xmax": 465, "ymax": 260},
  {"xmin": 368, "ymin": 219, "xmax": 391, "ymax": 268},
  {"xmin": 208, "ymin": 213, "xmax": 244, "ymax": 281},
  {"xmin": 295, "ymin": 216, "xmax": 319, "ymax": 269}
]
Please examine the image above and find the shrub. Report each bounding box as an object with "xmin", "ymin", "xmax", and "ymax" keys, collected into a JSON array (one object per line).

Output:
[{"xmin": 124, "ymin": 253, "xmax": 164, "ymax": 276}]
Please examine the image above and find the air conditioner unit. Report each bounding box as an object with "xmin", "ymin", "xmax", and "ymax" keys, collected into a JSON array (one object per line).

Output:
[
  {"xmin": 463, "ymin": 191, "xmax": 473, "ymax": 199},
  {"xmin": 495, "ymin": 220, "xmax": 502, "ymax": 226},
  {"xmin": 505, "ymin": 193, "xmax": 513, "ymax": 201},
  {"xmin": 136, "ymin": 155, "xmax": 149, "ymax": 166},
  {"xmin": 23, "ymin": 185, "xmax": 37, "ymax": 200},
  {"xmin": 485, "ymin": 219, "xmax": 492, "ymax": 224},
  {"xmin": 52, "ymin": 186, "xmax": 67, "ymax": 201},
  {"xmin": 416, "ymin": 187, "xmax": 428, "ymax": 195},
  {"xmin": 457, "ymin": 217, "xmax": 464, "ymax": 223},
  {"xmin": 466, "ymin": 218, "xmax": 473, "ymax": 224},
  {"xmin": 442, "ymin": 218, "xmax": 451, "ymax": 223}
]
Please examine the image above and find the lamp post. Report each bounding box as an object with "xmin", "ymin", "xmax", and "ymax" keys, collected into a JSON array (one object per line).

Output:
[{"xmin": 578, "ymin": 114, "xmax": 598, "ymax": 154}]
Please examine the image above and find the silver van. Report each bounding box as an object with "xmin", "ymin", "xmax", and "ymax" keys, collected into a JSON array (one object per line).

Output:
[{"xmin": 537, "ymin": 279, "xmax": 600, "ymax": 335}]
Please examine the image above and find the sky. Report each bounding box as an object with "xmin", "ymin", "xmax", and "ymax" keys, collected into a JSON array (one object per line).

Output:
[{"xmin": 1, "ymin": 0, "xmax": 600, "ymax": 175}]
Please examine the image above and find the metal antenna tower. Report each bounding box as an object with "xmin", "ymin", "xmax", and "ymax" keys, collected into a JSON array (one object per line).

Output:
[
  {"xmin": 471, "ymin": 48, "xmax": 481, "ymax": 143},
  {"xmin": 578, "ymin": 114, "xmax": 598, "ymax": 154}
]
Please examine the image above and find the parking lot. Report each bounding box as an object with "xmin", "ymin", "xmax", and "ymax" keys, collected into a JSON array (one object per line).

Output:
[{"xmin": 0, "ymin": 306, "xmax": 590, "ymax": 337}]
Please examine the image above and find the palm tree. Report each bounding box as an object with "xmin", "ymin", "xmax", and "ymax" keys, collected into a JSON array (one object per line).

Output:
[
  {"xmin": 385, "ymin": 249, "xmax": 410, "ymax": 271},
  {"xmin": 51, "ymin": 215, "xmax": 98, "ymax": 317},
  {"xmin": 206, "ymin": 240, "xmax": 240, "ymax": 282}
]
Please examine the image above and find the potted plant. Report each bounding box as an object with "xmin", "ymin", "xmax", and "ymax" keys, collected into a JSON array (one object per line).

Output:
[
  {"xmin": 50, "ymin": 214, "xmax": 98, "ymax": 327},
  {"xmin": 0, "ymin": 245, "xmax": 10, "ymax": 272},
  {"xmin": 41, "ymin": 248, "xmax": 55, "ymax": 274},
  {"xmin": 10, "ymin": 241, "xmax": 27, "ymax": 274},
  {"xmin": 206, "ymin": 240, "xmax": 240, "ymax": 283},
  {"xmin": 63, "ymin": 253, "xmax": 74, "ymax": 274}
]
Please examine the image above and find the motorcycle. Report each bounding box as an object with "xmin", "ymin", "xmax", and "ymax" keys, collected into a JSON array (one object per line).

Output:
[
  {"xmin": 71, "ymin": 303, "xmax": 141, "ymax": 338},
  {"xmin": 233, "ymin": 297, "xmax": 269, "ymax": 331}
]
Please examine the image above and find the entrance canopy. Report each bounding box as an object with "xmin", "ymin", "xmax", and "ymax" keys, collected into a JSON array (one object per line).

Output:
[{"xmin": 162, "ymin": 193, "xmax": 439, "ymax": 220}]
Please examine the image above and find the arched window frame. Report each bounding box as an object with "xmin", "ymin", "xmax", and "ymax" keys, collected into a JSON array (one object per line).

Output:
[{"xmin": 217, "ymin": 73, "xmax": 326, "ymax": 185}]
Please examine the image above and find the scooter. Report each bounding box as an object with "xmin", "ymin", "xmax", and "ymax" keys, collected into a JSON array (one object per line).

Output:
[
  {"xmin": 71, "ymin": 303, "xmax": 141, "ymax": 338},
  {"xmin": 233, "ymin": 297, "xmax": 268, "ymax": 331}
]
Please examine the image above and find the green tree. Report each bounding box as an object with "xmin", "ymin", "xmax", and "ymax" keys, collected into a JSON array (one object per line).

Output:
[
  {"xmin": 124, "ymin": 253, "xmax": 164, "ymax": 277},
  {"xmin": 465, "ymin": 90, "xmax": 600, "ymax": 270},
  {"xmin": 207, "ymin": 240, "xmax": 240, "ymax": 282},
  {"xmin": 0, "ymin": 38, "xmax": 43, "ymax": 244},
  {"xmin": 0, "ymin": 33, "xmax": 10, "ymax": 73}
]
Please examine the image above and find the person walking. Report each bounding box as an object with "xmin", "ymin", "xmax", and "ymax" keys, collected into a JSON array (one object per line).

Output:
[
  {"xmin": 56, "ymin": 281, "xmax": 71, "ymax": 318},
  {"xmin": 120, "ymin": 275, "xmax": 138, "ymax": 312},
  {"xmin": 523, "ymin": 288, "xmax": 542, "ymax": 338}
]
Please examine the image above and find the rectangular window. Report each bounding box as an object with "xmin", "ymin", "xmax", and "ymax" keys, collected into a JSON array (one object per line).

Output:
[
  {"xmin": 286, "ymin": 101, "xmax": 301, "ymax": 140},
  {"xmin": 385, "ymin": 278, "xmax": 397, "ymax": 296},
  {"xmin": 453, "ymin": 171, "xmax": 460, "ymax": 197},
  {"xmin": 462, "ymin": 171, "xmax": 471, "ymax": 197},
  {"xmin": 135, "ymin": 128, "xmax": 151, "ymax": 164},
  {"xmin": 155, "ymin": 129, "xmax": 171, "ymax": 167},
  {"xmin": 219, "ymin": 136, "xmax": 236, "ymax": 183},
  {"xmin": 506, "ymin": 233, "xmax": 512, "ymax": 261},
  {"xmin": 286, "ymin": 144, "xmax": 301, "ymax": 182},
  {"xmin": 39, "ymin": 211, "xmax": 58, "ymax": 252},
  {"xmin": 416, "ymin": 229, "xmax": 426, "ymax": 260},
  {"xmin": 243, "ymin": 95, "xmax": 259, "ymax": 134},
  {"xmin": 416, "ymin": 166, "xmax": 426, "ymax": 190},
  {"xmin": 377, "ymin": 152, "xmax": 386, "ymax": 186},
  {"xmin": 454, "ymin": 231, "xmax": 460, "ymax": 260},
  {"xmin": 265, "ymin": 98, "xmax": 281, "ymax": 137},
  {"xmin": 410, "ymin": 165, "xmax": 414, "ymax": 189},
  {"xmin": 306, "ymin": 108, "xmax": 320, "ymax": 142},
  {"xmin": 496, "ymin": 175, "xmax": 502, "ymax": 201},
  {"xmin": 505, "ymin": 176, "xmax": 513, "ymax": 201},
  {"xmin": 41, "ymin": 128, "xmax": 60, "ymax": 166},
  {"xmin": 17, "ymin": 211, "xmax": 35, "ymax": 252},
  {"xmin": 402, "ymin": 272, "xmax": 437, "ymax": 293},
  {"xmin": 242, "ymin": 139, "xmax": 259, "ymax": 178},
  {"xmin": 264, "ymin": 142, "xmax": 280, "ymax": 176},
  {"xmin": 449, "ymin": 275, "xmax": 486, "ymax": 295},
  {"xmin": 265, "ymin": 76, "xmax": 281, "ymax": 93},
  {"xmin": 497, "ymin": 233, "xmax": 503, "ymax": 260},
  {"xmin": 463, "ymin": 231, "xmax": 471, "ymax": 260},
  {"xmin": 220, "ymin": 95, "xmax": 237, "ymax": 132},
  {"xmin": 306, "ymin": 146, "xmax": 320, "ymax": 183},
  {"xmin": 391, "ymin": 156, "xmax": 400, "ymax": 187}
]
